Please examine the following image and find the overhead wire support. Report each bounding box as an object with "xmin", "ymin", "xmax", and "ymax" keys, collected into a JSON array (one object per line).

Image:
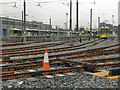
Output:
[
  {"xmin": 98, "ymin": 17, "xmax": 100, "ymax": 30},
  {"xmin": 90, "ymin": 9, "xmax": 92, "ymax": 33},
  {"xmin": 0, "ymin": 2, "xmax": 17, "ymax": 8},
  {"xmin": 69, "ymin": 0, "xmax": 72, "ymax": 46},
  {"xmin": 24, "ymin": 0, "xmax": 26, "ymax": 42},
  {"xmin": 89, "ymin": 9, "xmax": 92, "ymax": 41},
  {"xmin": 66, "ymin": 13, "xmax": 68, "ymax": 30},
  {"xmin": 0, "ymin": 2, "xmax": 16, "ymax": 4},
  {"xmin": 76, "ymin": 0, "xmax": 79, "ymax": 41},
  {"xmin": 29, "ymin": 0, "xmax": 56, "ymax": 7},
  {"xmin": 22, "ymin": 11, "xmax": 24, "ymax": 42}
]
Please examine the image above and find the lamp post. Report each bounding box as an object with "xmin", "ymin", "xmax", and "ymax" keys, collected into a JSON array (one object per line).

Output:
[
  {"xmin": 6, "ymin": 17, "xmax": 9, "ymax": 41},
  {"xmin": 66, "ymin": 13, "xmax": 68, "ymax": 30},
  {"xmin": 98, "ymin": 17, "xmax": 100, "ymax": 30},
  {"xmin": 89, "ymin": 9, "xmax": 92, "ymax": 41},
  {"xmin": 69, "ymin": 0, "xmax": 72, "ymax": 46},
  {"xmin": 21, "ymin": 11, "xmax": 24, "ymax": 42},
  {"xmin": 23, "ymin": 0, "xmax": 26, "ymax": 42},
  {"xmin": 76, "ymin": 0, "xmax": 79, "ymax": 41},
  {"xmin": 112, "ymin": 15, "xmax": 114, "ymax": 26}
]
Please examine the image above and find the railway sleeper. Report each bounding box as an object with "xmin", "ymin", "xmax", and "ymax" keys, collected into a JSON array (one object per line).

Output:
[
  {"xmin": 31, "ymin": 72, "xmax": 42, "ymax": 77},
  {"xmin": 82, "ymin": 63, "xmax": 97, "ymax": 73},
  {"xmin": 2, "ymin": 56, "xmax": 10, "ymax": 60}
]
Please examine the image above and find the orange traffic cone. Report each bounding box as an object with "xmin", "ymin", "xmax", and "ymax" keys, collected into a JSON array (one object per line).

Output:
[{"xmin": 42, "ymin": 48, "xmax": 50, "ymax": 71}]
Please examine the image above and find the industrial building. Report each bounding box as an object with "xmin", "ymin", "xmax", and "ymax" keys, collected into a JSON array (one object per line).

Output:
[
  {"xmin": 0, "ymin": 17, "xmax": 51, "ymax": 36},
  {"xmin": 0, "ymin": 17, "xmax": 68, "ymax": 41}
]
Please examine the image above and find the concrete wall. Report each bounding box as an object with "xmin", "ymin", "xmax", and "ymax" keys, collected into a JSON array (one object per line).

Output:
[{"xmin": 41, "ymin": 24, "xmax": 47, "ymax": 30}]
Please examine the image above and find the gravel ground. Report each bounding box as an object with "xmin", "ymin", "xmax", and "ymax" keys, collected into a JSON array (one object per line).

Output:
[{"xmin": 1, "ymin": 72, "xmax": 119, "ymax": 89}]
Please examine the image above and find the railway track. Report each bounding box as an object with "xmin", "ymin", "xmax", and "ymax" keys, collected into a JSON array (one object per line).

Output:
[
  {"xmin": 1, "ymin": 43, "xmax": 119, "ymax": 64},
  {"xmin": 1, "ymin": 61, "xmax": 120, "ymax": 80},
  {"xmin": 1, "ymin": 38, "xmax": 89, "ymax": 48},
  {"xmin": 1, "ymin": 46, "xmax": 119, "ymax": 72},
  {"xmin": 1, "ymin": 39, "xmax": 52, "ymax": 47},
  {"xmin": 66, "ymin": 48, "xmax": 119, "ymax": 59},
  {"xmin": 1, "ymin": 56, "xmax": 120, "ymax": 72},
  {"xmin": 1, "ymin": 39, "xmax": 103, "ymax": 57},
  {"xmin": 1, "ymin": 39, "xmax": 119, "ymax": 80},
  {"xmin": 2, "ymin": 41, "xmax": 67, "ymax": 52},
  {"xmin": 79, "ymin": 57, "xmax": 120, "ymax": 63},
  {"xmin": 1, "ymin": 42, "xmax": 41, "ymax": 47},
  {"xmin": 1, "ymin": 60, "xmax": 119, "ymax": 80},
  {"xmin": 1, "ymin": 39, "xmax": 99, "ymax": 55}
]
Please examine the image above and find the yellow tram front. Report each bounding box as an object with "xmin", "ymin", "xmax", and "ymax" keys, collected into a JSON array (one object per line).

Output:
[
  {"xmin": 99, "ymin": 27, "xmax": 112, "ymax": 39},
  {"xmin": 82, "ymin": 30, "xmax": 91, "ymax": 37},
  {"xmin": 9, "ymin": 28, "xmax": 28, "ymax": 37}
]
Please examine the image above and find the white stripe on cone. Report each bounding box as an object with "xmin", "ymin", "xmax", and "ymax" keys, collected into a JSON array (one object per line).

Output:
[{"xmin": 44, "ymin": 53, "xmax": 49, "ymax": 62}]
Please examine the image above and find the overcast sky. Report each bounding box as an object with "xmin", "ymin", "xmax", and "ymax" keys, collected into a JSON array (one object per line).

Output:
[{"xmin": 0, "ymin": 0, "xmax": 119, "ymax": 29}]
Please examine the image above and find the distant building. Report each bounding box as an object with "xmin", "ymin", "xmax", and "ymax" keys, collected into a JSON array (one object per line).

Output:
[
  {"xmin": 0, "ymin": 17, "xmax": 53, "ymax": 38},
  {"xmin": 0, "ymin": 17, "xmax": 68, "ymax": 41}
]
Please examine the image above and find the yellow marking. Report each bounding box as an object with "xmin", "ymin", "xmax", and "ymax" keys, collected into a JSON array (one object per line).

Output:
[
  {"xmin": 105, "ymin": 76, "xmax": 120, "ymax": 79},
  {"xmin": 84, "ymin": 30, "xmax": 90, "ymax": 31},
  {"xmin": 102, "ymin": 83, "xmax": 105, "ymax": 85},
  {"xmin": 83, "ymin": 53, "xmax": 86, "ymax": 55},
  {"xmin": 83, "ymin": 34, "xmax": 90, "ymax": 36},
  {"xmin": 10, "ymin": 28, "xmax": 17, "ymax": 30},
  {"xmin": 26, "ymin": 28, "xmax": 29, "ymax": 30},
  {"xmin": 64, "ymin": 67, "xmax": 68, "ymax": 68},
  {"xmin": 90, "ymin": 71, "xmax": 109, "ymax": 77},
  {"xmin": 100, "ymin": 27, "xmax": 109, "ymax": 29},
  {"xmin": 102, "ymin": 54, "xmax": 106, "ymax": 57},
  {"xmin": 51, "ymin": 50, "xmax": 54, "ymax": 52}
]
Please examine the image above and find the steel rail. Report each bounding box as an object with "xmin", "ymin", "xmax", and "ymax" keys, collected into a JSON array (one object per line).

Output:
[
  {"xmin": 1, "ymin": 62, "xmax": 120, "ymax": 80},
  {"xmin": 1, "ymin": 39, "xmax": 104, "ymax": 57},
  {"xmin": 66, "ymin": 48, "xmax": 119, "ymax": 59},
  {"xmin": 2, "ymin": 41, "xmax": 68, "ymax": 52},
  {"xmin": 1, "ymin": 44, "xmax": 119, "ymax": 64},
  {"xmin": 2, "ymin": 39, "xmax": 100, "ymax": 55},
  {"xmin": 1, "ymin": 56, "xmax": 120, "ymax": 72}
]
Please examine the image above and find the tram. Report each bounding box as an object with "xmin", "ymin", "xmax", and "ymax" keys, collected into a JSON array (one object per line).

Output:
[
  {"xmin": 82, "ymin": 30, "xmax": 91, "ymax": 37},
  {"xmin": 8, "ymin": 28, "xmax": 68, "ymax": 37},
  {"xmin": 98, "ymin": 27, "xmax": 112, "ymax": 39}
]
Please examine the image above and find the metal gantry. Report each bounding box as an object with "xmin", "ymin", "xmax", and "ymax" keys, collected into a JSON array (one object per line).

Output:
[
  {"xmin": 89, "ymin": 9, "xmax": 92, "ymax": 41},
  {"xmin": 24, "ymin": 0, "xmax": 26, "ymax": 42},
  {"xmin": 76, "ymin": 0, "xmax": 79, "ymax": 41},
  {"xmin": 69, "ymin": 0, "xmax": 72, "ymax": 46}
]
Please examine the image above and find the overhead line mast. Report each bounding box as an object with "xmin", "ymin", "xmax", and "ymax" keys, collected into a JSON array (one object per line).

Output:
[
  {"xmin": 69, "ymin": 0, "xmax": 72, "ymax": 46},
  {"xmin": 24, "ymin": 0, "xmax": 26, "ymax": 42},
  {"xmin": 76, "ymin": 0, "xmax": 79, "ymax": 41}
]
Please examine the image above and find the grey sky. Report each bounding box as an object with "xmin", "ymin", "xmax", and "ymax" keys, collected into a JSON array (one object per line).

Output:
[{"xmin": 0, "ymin": 0, "xmax": 119, "ymax": 29}]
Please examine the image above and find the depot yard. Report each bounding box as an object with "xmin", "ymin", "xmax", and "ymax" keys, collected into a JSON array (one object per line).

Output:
[{"xmin": 0, "ymin": 38, "xmax": 120, "ymax": 89}]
